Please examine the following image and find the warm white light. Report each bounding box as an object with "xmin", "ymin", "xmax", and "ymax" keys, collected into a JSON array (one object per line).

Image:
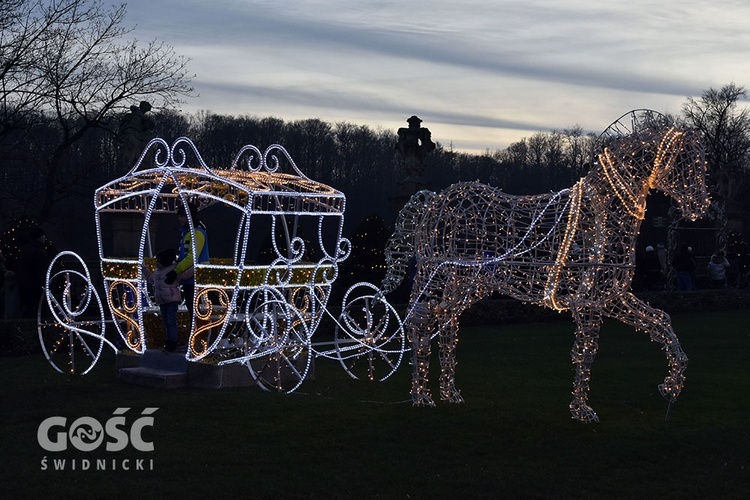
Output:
[
  {"xmin": 384, "ymin": 117, "xmax": 710, "ymax": 422},
  {"xmin": 43, "ymin": 137, "xmax": 406, "ymax": 393}
]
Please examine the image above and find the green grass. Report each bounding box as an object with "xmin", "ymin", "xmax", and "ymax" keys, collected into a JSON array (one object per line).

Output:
[{"xmin": 2, "ymin": 309, "xmax": 749, "ymax": 499}]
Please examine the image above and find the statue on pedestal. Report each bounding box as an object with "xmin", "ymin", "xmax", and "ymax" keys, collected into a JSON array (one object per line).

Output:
[
  {"xmin": 392, "ymin": 116, "xmax": 436, "ymax": 210},
  {"xmin": 395, "ymin": 115, "xmax": 435, "ymax": 180},
  {"xmin": 118, "ymin": 101, "xmax": 155, "ymax": 167}
]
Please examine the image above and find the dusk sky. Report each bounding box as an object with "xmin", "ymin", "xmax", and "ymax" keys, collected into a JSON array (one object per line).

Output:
[{"xmin": 124, "ymin": 0, "xmax": 750, "ymax": 153}]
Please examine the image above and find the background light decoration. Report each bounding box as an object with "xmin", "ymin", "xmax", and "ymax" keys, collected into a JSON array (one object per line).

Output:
[
  {"xmin": 382, "ymin": 111, "xmax": 710, "ymax": 422},
  {"xmin": 40, "ymin": 137, "xmax": 405, "ymax": 392}
]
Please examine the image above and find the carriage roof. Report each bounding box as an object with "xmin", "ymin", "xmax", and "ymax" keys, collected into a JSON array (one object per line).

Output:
[{"xmin": 95, "ymin": 138, "xmax": 345, "ymax": 216}]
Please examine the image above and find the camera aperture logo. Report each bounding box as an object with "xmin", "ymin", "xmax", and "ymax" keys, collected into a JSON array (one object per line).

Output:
[{"xmin": 38, "ymin": 407, "xmax": 158, "ymax": 471}]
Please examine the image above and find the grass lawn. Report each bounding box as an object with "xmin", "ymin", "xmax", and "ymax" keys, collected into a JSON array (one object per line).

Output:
[{"xmin": 1, "ymin": 309, "xmax": 748, "ymax": 499}]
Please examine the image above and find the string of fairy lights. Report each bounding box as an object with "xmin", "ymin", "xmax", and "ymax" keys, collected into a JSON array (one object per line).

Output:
[
  {"xmin": 39, "ymin": 116, "xmax": 711, "ymax": 418},
  {"xmin": 39, "ymin": 251, "xmax": 114, "ymax": 375},
  {"xmin": 41, "ymin": 137, "xmax": 405, "ymax": 393},
  {"xmin": 384, "ymin": 118, "xmax": 710, "ymax": 422}
]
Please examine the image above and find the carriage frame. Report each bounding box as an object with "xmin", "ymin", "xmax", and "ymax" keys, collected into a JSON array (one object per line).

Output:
[{"xmin": 38, "ymin": 137, "xmax": 406, "ymax": 392}]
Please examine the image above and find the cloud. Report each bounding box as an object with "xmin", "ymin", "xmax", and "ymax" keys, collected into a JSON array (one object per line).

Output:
[
  {"xmin": 197, "ymin": 79, "xmax": 540, "ymax": 128},
  {"xmin": 124, "ymin": 0, "xmax": 750, "ymax": 152},
  {"xmin": 166, "ymin": 2, "xmax": 702, "ymax": 96}
]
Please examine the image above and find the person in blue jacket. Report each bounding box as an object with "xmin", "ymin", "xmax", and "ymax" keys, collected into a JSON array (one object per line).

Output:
[{"xmin": 166, "ymin": 201, "xmax": 209, "ymax": 333}]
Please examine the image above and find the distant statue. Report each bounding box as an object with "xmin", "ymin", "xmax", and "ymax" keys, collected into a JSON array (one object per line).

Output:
[
  {"xmin": 118, "ymin": 101, "xmax": 155, "ymax": 167},
  {"xmin": 395, "ymin": 115, "xmax": 435, "ymax": 178}
]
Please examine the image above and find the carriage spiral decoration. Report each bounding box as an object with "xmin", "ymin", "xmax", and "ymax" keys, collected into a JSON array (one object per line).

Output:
[
  {"xmin": 39, "ymin": 137, "xmax": 405, "ymax": 392},
  {"xmin": 39, "ymin": 110, "xmax": 710, "ymax": 423}
]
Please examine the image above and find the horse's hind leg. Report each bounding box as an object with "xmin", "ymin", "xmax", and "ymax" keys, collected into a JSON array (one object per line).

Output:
[
  {"xmin": 608, "ymin": 292, "xmax": 688, "ymax": 402},
  {"xmin": 407, "ymin": 300, "xmax": 437, "ymax": 407},
  {"xmin": 439, "ymin": 315, "xmax": 464, "ymax": 403},
  {"xmin": 570, "ymin": 307, "xmax": 603, "ymax": 423}
]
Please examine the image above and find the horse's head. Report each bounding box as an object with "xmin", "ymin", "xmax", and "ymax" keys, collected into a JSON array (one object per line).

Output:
[
  {"xmin": 648, "ymin": 127, "xmax": 711, "ymax": 221},
  {"xmin": 595, "ymin": 111, "xmax": 711, "ymax": 222}
]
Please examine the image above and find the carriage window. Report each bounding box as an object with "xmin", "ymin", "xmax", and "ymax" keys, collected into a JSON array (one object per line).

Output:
[
  {"xmin": 145, "ymin": 211, "xmax": 177, "ymax": 259},
  {"xmin": 249, "ymin": 213, "xmax": 344, "ymax": 266},
  {"xmin": 97, "ymin": 211, "xmax": 145, "ymax": 259},
  {"xmin": 196, "ymin": 202, "xmax": 244, "ymax": 263}
]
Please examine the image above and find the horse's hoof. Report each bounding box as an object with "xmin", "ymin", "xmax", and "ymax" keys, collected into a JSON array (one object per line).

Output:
[
  {"xmin": 439, "ymin": 378, "xmax": 464, "ymax": 403},
  {"xmin": 570, "ymin": 403, "xmax": 600, "ymax": 423},
  {"xmin": 440, "ymin": 389, "xmax": 464, "ymax": 404},
  {"xmin": 412, "ymin": 392, "xmax": 436, "ymax": 407},
  {"xmin": 659, "ymin": 375, "xmax": 684, "ymax": 401}
]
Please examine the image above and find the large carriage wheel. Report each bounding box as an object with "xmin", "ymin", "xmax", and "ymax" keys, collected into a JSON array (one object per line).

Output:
[
  {"xmin": 244, "ymin": 287, "xmax": 312, "ymax": 393},
  {"xmin": 598, "ymin": 109, "xmax": 670, "ymax": 144},
  {"xmin": 38, "ymin": 252, "xmax": 110, "ymax": 375},
  {"xmin": 334, "ymin": 283, "xmax": 406, "ymax": 381}
]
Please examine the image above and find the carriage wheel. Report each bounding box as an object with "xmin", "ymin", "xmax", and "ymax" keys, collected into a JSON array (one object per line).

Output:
[
  {"xmin": 38, "ymin": 252, "xmax": 109, "ymax": 375},
  {"xmin": 334, "ymin": 283, "xmax": 406, "ymax": 381},
  {"xmin": 244, "ymin": 288, "xmax": 312, "ymax": 393}
]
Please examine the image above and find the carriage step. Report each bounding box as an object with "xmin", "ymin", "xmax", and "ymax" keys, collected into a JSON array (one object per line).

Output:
[
  {"xmin": 116, "ymin": 349, "xmax": 188, "ymax": 389},
  {"xmin": 117, "ymin": 367, "xmax": 188, "ymax": 389},
  {"xmin": 140, "ymin": 349, "xmax": 189, "ymax": 372},
  {"xmin": 116, "ymin": 349, "xmax": 312, "ymax": 390},
  {"xmin": 116, "ymin": 349, "xmax": 258, "ymax": 389}
]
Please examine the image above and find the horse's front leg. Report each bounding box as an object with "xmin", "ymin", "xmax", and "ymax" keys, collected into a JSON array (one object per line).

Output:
[
  {"xmin": 407, "ymin": 300, "xmax": 436, "ymax": 407},
  {"xmin": 608, "ymin": 292, "xmax": 688, "ymax": 402},
  {"xmin": 439, "ymin": 315, "xmax": 463, "ymax": 403},
  {"xmin": 569, "ymin": 306, "xmax": 603, "ymax": 423}
]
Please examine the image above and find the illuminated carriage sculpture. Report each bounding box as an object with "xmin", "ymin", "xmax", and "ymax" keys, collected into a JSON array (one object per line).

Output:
[
  {"xmin": 39, "ymin": 110, "xmax": 710, "ymax": 422},
  {"xmin": 38, "ymin": 138, "xmax": 405, "ymax": 392}
]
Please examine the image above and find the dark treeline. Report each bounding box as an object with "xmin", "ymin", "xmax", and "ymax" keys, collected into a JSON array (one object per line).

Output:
[
  {"xmin": 4, "ymin": 0, "xmax": 748, "ymax": 294},
  {"xmin": 149, "ymin": 113, "xmax": 600, "ymax": 224},
  {"xmin": 6, "ymin": 81, "xmax": 750, "ymax": 281},
  {"xmin": 1, "ymin": 109, "xmax": 601, "ymax": 258}
]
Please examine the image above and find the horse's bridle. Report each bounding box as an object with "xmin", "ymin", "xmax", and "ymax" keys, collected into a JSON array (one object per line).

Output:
[{"xmin": 598, "ymin": 126, "xmax": 684, "ymax": 221}]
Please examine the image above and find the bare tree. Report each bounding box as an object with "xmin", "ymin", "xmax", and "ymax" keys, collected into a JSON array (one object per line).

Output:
[
  {"xmin": 0, "ymin": 0, "xmax": 63, "ymax": 139},
  {"xmin": 2, "ymin": 0, "xmax": 194, "ymax": 223},
  {"xmin": 527, "ymin": 132, "xmax": 546, "ymax": 168},
  {"xmin": 502, "ymin": 138, "xmax": 528, "ymax": 166},
  {"xmin": 681, "ymin": 83, "xmax": 750, "ymax": 247},
  {"xmin": 544, "ymin": 131, "xmax": 565, "ymax": 187},
  {"xmin": 563, "ymin": 125, "xmax": 589, "ymax": 179}
]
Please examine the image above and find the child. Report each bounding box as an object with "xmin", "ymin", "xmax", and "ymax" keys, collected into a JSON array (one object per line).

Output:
[
  {"xmin": 707, "ymin": 250, "xmax": 730, "ymax": 289},
  {"xmin": 145, "ymin": 248, "xmax": 182, "ymax": 352}
]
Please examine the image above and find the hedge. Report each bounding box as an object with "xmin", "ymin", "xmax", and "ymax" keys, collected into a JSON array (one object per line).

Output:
[{"xmin": 3, "ymin": 288, "xmax": 748, "ymax": 356}]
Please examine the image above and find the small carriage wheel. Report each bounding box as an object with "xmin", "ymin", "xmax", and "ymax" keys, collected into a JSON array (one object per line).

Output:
[
  {"xmin": 38, "ymin": 252, "xmax": 109, "ymax": 375},
  {"xmin": 334, "ymin": 283, "xmax": 406, "ymax": 382},
  {"xmin": 244, "ymin": 287, "xmax": 312, "ymax": 393}
]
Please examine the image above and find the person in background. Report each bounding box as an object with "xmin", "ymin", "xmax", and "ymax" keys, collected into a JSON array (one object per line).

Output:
[
  {"xmin": 707, "ymin": 250, "xmax": 730, "ymax": 289},
  {"xmin": 144, "ymin": 248, "xmax": 182, "ymax": 352},
  {"xmin": 673, "ymin": 243, "xmax": 695, "ymax": 291},
  {"xmin": 642, "ymin": 245, "xmax": 663, "ymax": 290},
  {"xmin": 656, "ymin": 243, "xmax": 667, "ymax": 279},
  {"xmin": 725, "ymin": 248, "xmax": 741, "ymax": 288},
  {"xmin": 166, "ymin": 202, "xmax": 209, "ymax": 332}
]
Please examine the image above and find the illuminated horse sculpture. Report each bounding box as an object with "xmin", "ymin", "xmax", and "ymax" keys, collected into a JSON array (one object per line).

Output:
[{"xmin": 382, "ymin": 114, "xmax": 710, "ymax": 422}]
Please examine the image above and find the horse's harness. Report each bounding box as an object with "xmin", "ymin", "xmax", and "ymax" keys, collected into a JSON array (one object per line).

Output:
[
  {"xmin": 543, "ymin": 180, "xmax": 583, "ymax": 311},
  {"xmin": 542, "ymin": 127, "xmax": 682, "ymax": 311}
]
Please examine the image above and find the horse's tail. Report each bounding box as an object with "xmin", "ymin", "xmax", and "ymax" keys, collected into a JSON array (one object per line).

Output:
[{"xmin": 381, "ymin": 190, "xmax": 435, "ymax": 295}]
